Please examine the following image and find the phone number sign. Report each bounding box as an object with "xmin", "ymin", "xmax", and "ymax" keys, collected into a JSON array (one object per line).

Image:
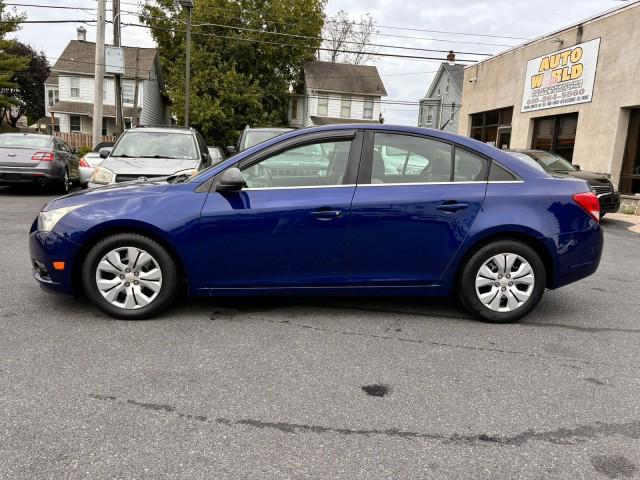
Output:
[{"xmin": 521, "ymin": 38, "xmax": 600, "ymax": 113}]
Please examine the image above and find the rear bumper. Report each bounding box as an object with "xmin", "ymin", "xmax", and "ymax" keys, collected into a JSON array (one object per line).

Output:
[
  {"xmin": 0, "ymin": 168, "xmax": 58, "ymax": 185},
  {"xmin": 598, "ymin": 191, "xmax": 621, "ymax": 214},
  {"xmin": 29, "ymin": 228, "xmax": 81, "ymax": 295},
  {"xmin": 549, "ymin": 225, "xmax": 604, "ymax": 289}
]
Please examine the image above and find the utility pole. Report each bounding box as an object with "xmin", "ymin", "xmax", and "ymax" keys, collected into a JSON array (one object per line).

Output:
[
  {"xmin": 92, "ymin": 0, "xmax": 106, "ymax": 147},
  {"xmin": 113, "ymin": 0, "xmax": 124, "ymax": 134},
  {"xmin": 179, "ymin": 0, "xmax": 193, "ymax": 127},
  {"xmin": 131, "ymin": 49, "xmax": 140, "ymax": 127}
]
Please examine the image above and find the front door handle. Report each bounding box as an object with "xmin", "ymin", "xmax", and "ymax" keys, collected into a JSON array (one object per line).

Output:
[
  {"xmin": 437, "ymin": 201, "xmax": 469, "ymax": 212},
  {"xmin": 311, "ymin": 209, "xmax": 343, "ymax": 221}
]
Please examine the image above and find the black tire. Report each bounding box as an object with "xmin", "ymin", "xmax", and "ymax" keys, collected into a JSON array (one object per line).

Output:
[
  {"xmin": 82, "ymin": 233, "xmax": 179, "ymax": 320},
  {"xmin": 599, "ymin": 212, "xmax": 606, "ymax": 220},
  {"xmin": 457, "ymin": 240, "xmax": 546, "ymax": 323},
  {"xmin": 81, "ymin": 183, "xmax": 89, "ymax": 190},
  {"xmin": 58, "ymin": 168, "xmax": 70, "ymax": 194}
]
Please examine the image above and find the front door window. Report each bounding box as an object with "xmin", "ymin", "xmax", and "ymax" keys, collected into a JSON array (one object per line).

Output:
[{"xmin": 241, "ymin": 140, "xmax": 352, "ymax": 188}]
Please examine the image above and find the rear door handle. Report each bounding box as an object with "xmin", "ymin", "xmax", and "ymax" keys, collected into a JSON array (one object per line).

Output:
[
  {"xmin": 437, "ymin": 201, "xmax": 469, "ymax": 212},
  {"xmin": 311, "ymin": 209, "xmax": 343, "ymax": 221}
]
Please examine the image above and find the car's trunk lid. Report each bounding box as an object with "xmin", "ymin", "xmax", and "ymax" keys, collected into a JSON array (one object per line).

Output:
[{"xmin": 0, "ymin": 146, "xmax": 46, "ymax": 167}]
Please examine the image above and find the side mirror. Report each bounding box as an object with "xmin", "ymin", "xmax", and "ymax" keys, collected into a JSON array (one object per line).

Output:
[
  {"xmin": 215, "ymin": 167, "xmax": 244, "ymax": 192},
  {"xmin": 99, "ymin": 147, "xmax": 113, "ymax": 159},
  {"xmin": 573, "ymin": 164, "xmax": 581, "ymax": 170},
  {"xmin": 226, "ymin": 145, "xmax": 237, "ymax": 154}
]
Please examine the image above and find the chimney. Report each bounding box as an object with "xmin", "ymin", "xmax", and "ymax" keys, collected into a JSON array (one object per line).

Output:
[
  {"xmin": 77, "ymin": 26, "xmax": 87, "ymax": 42},
  {"xmin": 447, "ymin": 50, "xmax": 456, "ymax": 65}
]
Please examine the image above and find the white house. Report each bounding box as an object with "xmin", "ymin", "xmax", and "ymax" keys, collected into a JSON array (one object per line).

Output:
[
  {"xmin": 417, "ymin": 63, "xmax": 464, "ymax": 133},
  {"xmin": 289, "ymin": 61, "xmax": 387, "ymax": 128},
  {"xmin": 46, "ymin": 27, "xmax": 170, "ymax": 136}
]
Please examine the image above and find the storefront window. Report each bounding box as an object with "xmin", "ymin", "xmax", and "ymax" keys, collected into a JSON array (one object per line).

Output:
[
  {"xmin": 531, "ymin": 113, "xmax": 578, "ymax": 162},
  {"xmin": 469, "ymin": 107, "xmax": 513, "ymax": 147}
]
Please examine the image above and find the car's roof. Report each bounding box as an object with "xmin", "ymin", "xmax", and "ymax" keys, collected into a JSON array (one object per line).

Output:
[
  {"xmin": 0, "ymin": 132, "xmax": 52, "ymax": 138},
  {"xmin": 245, "ymin": 127, "xmax": 293, "ymax": 133},
  {"xmin": 125, "ymin": 126, "xmax": 194, "ymax": 135}
]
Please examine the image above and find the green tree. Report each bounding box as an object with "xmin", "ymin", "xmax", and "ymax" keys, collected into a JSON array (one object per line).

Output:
[
  {"xmin": 1, "ymin": 41, "xmax": 50, "ymax": 126},
  {"xmin": 141, "ymin": 0, "xmax": 325, "ymax": 147},
  {"xmin": 0, "ymin": 2, "xmax": 28, "ymax": 115}
]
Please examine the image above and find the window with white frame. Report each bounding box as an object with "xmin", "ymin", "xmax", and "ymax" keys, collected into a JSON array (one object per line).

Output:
[
  {"xmin": 70, "ymin": 115, "xmax": 81, "ymax": 132},
  {"xmin": 445, "ymin": 77, "xmax": 450, "ymax": 93},
  {"xmin": 47, "ymin": 88, "xmax": 59, "ymax": 107},
  {"xmin": 363, "ymin": 97, "xmax": 374, "ymax": 119},
  {"xmin": 317, "ymin": 93, "xmax": 329, "ymax": 116},
  {"xmin": 122, "ymin": 81, "xmax": 135, "ymax": 104},
  {"xmin": 426, "ymin": 106, "xmax": 433, "ymax": 125},
  {"xmin": 291, "ymin": 97, "xmax": 298, "ymax": 120},
  {"xmin": 340, "ymin": 96, "xmax": 351, "ymax": 118},
  {"xmin": 70, "ymin": 78, "xmax": 80, "ymax": 98}
]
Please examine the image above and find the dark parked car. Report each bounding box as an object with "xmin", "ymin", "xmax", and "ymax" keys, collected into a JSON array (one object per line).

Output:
[
  {"xmin": 0, "ymin": 133, "xmax": 79, "ymax": 193},
  {"xmin": 30, "ymin": 125, "xmax": 603, "ymax": 323},
  {"xmin": 227, "ymin": 126, "xmax": 293, "ymax": 154},
  {"xmin": 507, "ymin": 149, "xmax": 620, "ymax": 217},
  {"xmin": 88, "ymin": 127, "xmax": 213, "ymax": 187}
]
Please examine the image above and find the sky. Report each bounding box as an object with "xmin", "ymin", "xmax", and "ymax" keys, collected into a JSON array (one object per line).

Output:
[{"xmin": 8, "ymin": 0, "xmax": 627, "ymax": 125}]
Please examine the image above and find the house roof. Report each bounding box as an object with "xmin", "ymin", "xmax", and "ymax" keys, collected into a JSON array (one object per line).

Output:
[
  {"xmin": 44, "ymin": 73, "xmax": 59, "ymax": 86},
  {"xmin": 52, "ymin": 40, "xmax": 158, "ymax": 79},
  {"xmin": 49, "ymin": 101, "xmax": 138, "ymax": 119},
  {"xmin": 303, "ymin": 61, "xmax": 387, "ymax": 96},
  {"xmin": 424, "ymin": 63, "xmax": 465, "ymax": 99}
]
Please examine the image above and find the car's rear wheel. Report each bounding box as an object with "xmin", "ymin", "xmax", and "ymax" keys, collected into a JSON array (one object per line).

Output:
[
  {"xmin": 458, "ymin": 240, "xmax": 546, "ymax": 323},
  {"xmin": 82, "ymin": 233, "xmax": 178, "ymax": 319},
  {"xmin": 58, "ymin": 168, "xmax": 70, "ymax": 194}
]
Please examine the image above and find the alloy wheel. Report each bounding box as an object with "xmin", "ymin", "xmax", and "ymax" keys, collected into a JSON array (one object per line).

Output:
[
  {"xmin": 95, "ymin": 246, "xmax": 163, "ymax": 310},
  {"xmin": 474, "ymin": 253, "xmax": 535, "ymax": 312}
]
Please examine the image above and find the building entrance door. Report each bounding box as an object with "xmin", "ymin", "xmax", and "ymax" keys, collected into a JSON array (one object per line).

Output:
[{"xmin": 620, "ymin": 109, "xmax": 640, "ymax": 194}]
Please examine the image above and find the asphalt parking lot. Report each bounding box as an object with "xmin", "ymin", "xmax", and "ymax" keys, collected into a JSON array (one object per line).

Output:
[{"xmin": 1, "ymin": 186, "xmax": 639, "ymax": 480}]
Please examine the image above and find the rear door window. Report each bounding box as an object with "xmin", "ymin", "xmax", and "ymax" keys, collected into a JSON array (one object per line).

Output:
[{"xmin": 370, "ymin": 133, "xmax": 452, "ymax": 184}]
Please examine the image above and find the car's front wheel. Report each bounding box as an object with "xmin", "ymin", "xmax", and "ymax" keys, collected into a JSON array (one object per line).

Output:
[
  {"xmin": 82, "ymin": 233, "xmax": 179, "ymax": 319},
  {"xmin": 458, "ymin": 240, "xmax": 546, "ymax": 323}
]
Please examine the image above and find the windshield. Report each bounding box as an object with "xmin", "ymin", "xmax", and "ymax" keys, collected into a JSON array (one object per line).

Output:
[
  {"xmin": 0, "ymin": 135, "xmax": 51, "ymax": 149},
  {"xmin": 241, "ymin": 130, "xmax": 291, "ymax": 150},
  {"xmin": 510, "ymin": 151, "xmax": 576, "ymax": 173},
  {"xmin": 111, "ymin": 131, "xmax": 198, "ymax": 160}
]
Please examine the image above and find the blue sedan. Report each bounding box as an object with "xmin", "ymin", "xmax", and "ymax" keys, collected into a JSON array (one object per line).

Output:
[{"xmin": 29, "ymin": 125, "xmax": 603, "ymax": 322}]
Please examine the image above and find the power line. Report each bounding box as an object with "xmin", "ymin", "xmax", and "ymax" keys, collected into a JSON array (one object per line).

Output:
[
  {"xmin": 5, "ymin": 3, "xmax": 499, "ymax": 56},
  {"xmin": 9, "ymin": 2, "xmax": 521, "ymax": 49},
  {"xmin": 121, "ymin": 21, "xmax": 482, "ymax": 63}
]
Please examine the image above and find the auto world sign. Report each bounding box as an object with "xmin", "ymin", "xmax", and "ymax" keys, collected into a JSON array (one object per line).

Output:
[{"xmin": 521, "ymin": 38, "xmax": 600, "ymax": 113}]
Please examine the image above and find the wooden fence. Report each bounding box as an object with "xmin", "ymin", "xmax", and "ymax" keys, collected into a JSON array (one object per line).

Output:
[{"xmin": 55, "ymin": 132, "xmax": 118, "ymax": 149}]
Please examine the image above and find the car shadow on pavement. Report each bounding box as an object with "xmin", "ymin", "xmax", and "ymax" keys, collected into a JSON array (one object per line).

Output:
[{"xmin": 57, "ymin": 294, "xmax": 474, "ymax": 323}]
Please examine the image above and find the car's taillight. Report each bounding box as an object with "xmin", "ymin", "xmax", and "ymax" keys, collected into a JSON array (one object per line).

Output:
[
  {"xmin": 32, "ymin": 151, "xmax": 54, "ymax": 162},
  {"xmin": 573, "ymin": 192, "xmax": 600, "ymax": 222},
  {"xmin": 79, "ymin": 157, "xmax": 90, "ymax": 167}
]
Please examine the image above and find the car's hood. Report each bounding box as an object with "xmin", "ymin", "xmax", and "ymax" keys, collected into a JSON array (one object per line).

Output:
[
  {"xmin": 100, "ymin": 157, "xmax": 198, "ymax": 175},
  {"xmin": 551, "ymin": 169, "xmax": 611, "ymax": 183},
  {"xmin": 43, "ymin": 179, "xmax": 171, "ymax": 211}
]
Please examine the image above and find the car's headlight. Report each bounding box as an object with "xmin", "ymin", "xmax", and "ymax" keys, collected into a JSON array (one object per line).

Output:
[
  {"xmin": 37, "ymin": 205, "xmax": 86, "ymax": 232},
  {"xmin": 91, "ymin": 166, "xmax": 115, "ymax": 184},
  {"xmin": 173, "ymin": 168, "xmax": 197, "ymax": 177}
]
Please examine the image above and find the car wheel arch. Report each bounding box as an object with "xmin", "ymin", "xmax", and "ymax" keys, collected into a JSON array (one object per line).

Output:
[
  {"xmin": 71, "ymin": 223, "xmax": 187, "ymax": 296},
  {"xmin": 452, "ymin": 230, "xmax": 556, "ymax": 292}
]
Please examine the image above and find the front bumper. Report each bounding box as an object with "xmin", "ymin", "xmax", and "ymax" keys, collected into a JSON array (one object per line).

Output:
[
  {"xmin": 29, "ymin": 227, "xmax": 81, "ymax": 295},
  {"xmin": 598, "ymin": 191, "xmax": 621, "ymax": 214}
]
